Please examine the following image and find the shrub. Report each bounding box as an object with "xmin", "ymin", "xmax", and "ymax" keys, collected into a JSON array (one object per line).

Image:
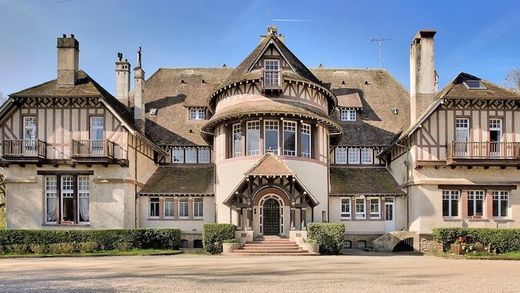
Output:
[
  {"xmin": 202, "ymin": 224, "xmax": 235, "ymax": 254},
  {"xmin": 8, "ymin": 244, "xmax": 29, "ymax": 254},
  {"xmin": 30, "ymin": 244, "xmax": 48, "ymax": 254},
  {"xmin": 48, "ymin": 243, "xmax": 76, "ymax": 254},
  {"xmin": 222, "ymin": 239, "xmax": 239, "ymax": 244},
  {"xmin": 116, "ymin": 242, "xmax": 132, "ymax": 251},
  {"xmin": 433, "ymin": 228, "xmax": 520, "ymax": 253},
  {"xmin": 307, "ymin": 223, "xmax": 345, "ymax": 255},
  {"xmin": 79, "ymin": 241, "xmax": 98, "ymax": 253}
]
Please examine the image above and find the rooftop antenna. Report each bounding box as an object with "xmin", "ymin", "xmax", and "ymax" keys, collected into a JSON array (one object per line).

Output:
[{"xmin": 370, "ymin": 38, "xmax": 391, "ymax": 68}]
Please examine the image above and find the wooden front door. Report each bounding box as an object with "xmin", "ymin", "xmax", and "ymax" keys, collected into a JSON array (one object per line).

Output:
[{"xmin": 263, "ymin": 198, "xmax": 280, "ymax": 235}]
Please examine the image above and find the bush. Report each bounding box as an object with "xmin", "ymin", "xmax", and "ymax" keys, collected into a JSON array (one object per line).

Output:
[
  {"xmin": 116, "ymin": 242, "xmax": 132, "ymax": 251},
  {"xmin": 222, "ymin": 239, "xmax": 239, "ymax": 243},
  {"xmin": 79, "ymin": 241, "xmax": 98, "ymax": 253},
  {"xmin": 30, "ymin": 244, "xmax": 48, "ymax": 254},
  {"xmin": 0, "ymin": 229, "xmax": 181, "ymax": 254},
  {"xmin": 433, "ymin": 228, "xmax": 520, "ymax": 253},
  {"xmin": 202, "ymin": 224, "xmax": 235, "ymax": 254},
  {"xmin": 307, "ymin": 223, "xmax": 345, "ymax": 255},
  {"xmin": 8, "ymin": 244, "xmax": 29, "ymax": 254}
]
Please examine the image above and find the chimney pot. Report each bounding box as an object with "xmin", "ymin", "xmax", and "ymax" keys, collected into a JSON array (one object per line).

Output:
[{"xmin": 57, "ymin": 34, "xmax": 80, "ymax": 86}]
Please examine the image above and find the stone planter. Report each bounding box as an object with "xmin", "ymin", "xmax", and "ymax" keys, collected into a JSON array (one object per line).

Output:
[
  {"xmin": 300, "ymin": 243, "xmax": 319, "ymax": 254},
  {"xmin": 222, "ymin": 242, "xmax": 240, "ymax": 254},
  {"xmin": 450, "ymin": 243, "xmax": 466, "ymax": 255}
]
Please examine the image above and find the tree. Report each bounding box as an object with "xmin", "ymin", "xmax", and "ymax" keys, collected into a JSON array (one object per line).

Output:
[{"xmin": 505, "ymin": 69, "xmax": 520, "ymax": 92}]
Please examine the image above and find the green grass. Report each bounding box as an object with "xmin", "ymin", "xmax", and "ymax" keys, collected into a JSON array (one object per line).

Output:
[
  {"xmin": 0, "ymin": 249, "xmax": 182, "ymax": 258},
  {"xmin": 434, "ymin": 250, "xmax": 520, "ymax": 260}
]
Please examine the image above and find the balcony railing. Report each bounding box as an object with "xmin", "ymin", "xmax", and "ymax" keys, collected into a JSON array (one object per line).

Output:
[
  {"xmin": 72, "ymin": 139, "xmax": 116, "ymax": 158},
  {"xmin": 447, "ymin": 141, "xmax": 520, "ymax": 161},
  {"xmin": 262, "ymin": 70, "xmax": 282, "ymax": 90},
  {"xmin": 2, "ymin": 139, "xmax": 46, "ymax": 159}
]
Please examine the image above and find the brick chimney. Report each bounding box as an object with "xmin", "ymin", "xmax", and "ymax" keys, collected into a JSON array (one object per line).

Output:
[
  {"xmin": 410, "ymin": 30, "xmax": 438, "ymax": 124},
  {"xmin": 57, "ymin": 34, "xmax": 79, "ymax": 86},
  {"xmin": 133, "ymin": 47, "xmax": 145, "ymax": 132},
  {"xmin": 115, "ymin": 52, "xmax": 131, "ymax": 106}
]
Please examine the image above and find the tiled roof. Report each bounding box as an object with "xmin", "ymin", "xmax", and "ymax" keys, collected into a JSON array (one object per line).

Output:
[
  {"xmin": 337, "ymin": 92, "xmax": 363, "ymax": 108},
  {"xmin": 138, "ymin": 165, "xmax": 215, "ymax": 195},
  {"xmin": 443, "ymin": 72, "xmax": 520, "ymax": 100},
  {"xmin": 329, "ymin": 167, "xmax": 404, "ymax": 196},
  {"xmin": 246, "ymin": 153, "xmax": 295, "ymax": 176}
]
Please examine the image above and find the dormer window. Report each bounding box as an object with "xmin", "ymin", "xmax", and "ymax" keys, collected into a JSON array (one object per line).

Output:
[
  {"xmin": 189, "ymin": 107, "xmax": 206, "ymax": 120},
  {"xmin": 464, "ymin": 80, "xmax": 487, "ymax": 90},
  {"xmin": 340, "ymin": 108, "xmax": 357, "ymax": 121},
  {"xmin": 263, "ymin": 59, "xmax": 280, "ymax": 89}
]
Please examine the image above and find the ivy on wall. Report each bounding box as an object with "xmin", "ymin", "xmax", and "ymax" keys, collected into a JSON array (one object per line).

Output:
[{"xmin": 0, "ymin": 173, "xmax": 5, "ymax": 229}]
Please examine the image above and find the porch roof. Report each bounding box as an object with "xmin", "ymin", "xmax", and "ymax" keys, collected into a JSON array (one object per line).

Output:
[
  {"xmin": 138, "ymin": 165, "xmax": 214, "ymax": 196},
  {"xmin": 329, "ymin": 167, "xmax": 405, "ymax": 196}
]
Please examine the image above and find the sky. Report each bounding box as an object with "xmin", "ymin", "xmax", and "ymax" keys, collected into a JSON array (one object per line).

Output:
[{"xmin": 1, "ymin": 0, "xmax": 519, "ymax": 99}]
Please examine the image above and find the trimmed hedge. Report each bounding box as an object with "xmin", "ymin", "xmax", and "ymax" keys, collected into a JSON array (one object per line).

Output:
[
  {"xmin": 202, "ymin": 223, "xmax": 235, "ymax": 254},
  {"xmin": 433, "ymin": 228, "xmax": 520, "ymax": 253},
  {"xmin": 307, "ymin": 223, "xmax": 345, "ymax": 255},
  {"xmin": 0, "ymin": 229, "xmax": 181, "ymax": 254}
]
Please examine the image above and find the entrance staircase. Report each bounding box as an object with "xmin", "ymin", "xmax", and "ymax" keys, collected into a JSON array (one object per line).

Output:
[{"xmin": 230, "ymin": 236, "xmax": 318, "ymax": 256}]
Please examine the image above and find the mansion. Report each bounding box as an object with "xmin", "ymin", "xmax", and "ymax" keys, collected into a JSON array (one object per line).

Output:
[{"xmin": 1, "ymin": 27, "xmax": 519, "ymax": 251}]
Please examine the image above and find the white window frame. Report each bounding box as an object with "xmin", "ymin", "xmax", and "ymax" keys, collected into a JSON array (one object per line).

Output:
[
  {"xmin": 246, "ymin": 121, "xmax": 260, "ymax": 155},
  {"xmin": 341, "ymin": 198, "xmax": 351, "ymax": 220},
  {"xmin": 361, "ymin": 148, "xmax": 373, "ymax": 164},
  {"xmin": 340, "ymin": 108, "xmax": 356, "ymax": 121},
  {"xmin": 263, "ymin": 59, "xmax": 280, "ymax": 88},
  {"xmin": 264, "ymin": 120, "xmax": 279, "ymax": 154},
  {"xmin": 283, "ymin": 121, "xmax": 297, "ymax": 156},
  {"xmin": 369, "ymin": 197, "xmax": 380, "ymax": 219},
  {"xmin": 77, "ymin": 176, "xmax": 89, "ymax": 223},
  {"xmin": 149, "ymin": 197, "xmax": 160, "ymax": 219},
  {"xmin": 198, "ymin": 147, "xmax": 210, "ymax": 163},
  {"xmin": 172, "ymin": 147, "xmax": 185, "ymax": 163},
  {"xmin": 348, "ymin": 147, "xmax": 360, "ymax": 164},
  {"xmin": 185, "ymin": 147, "xmax": 197, "ymax": 163},
  {"xmin": 355, "ymin": 197, "xmax": 366, "ymax": 219},
  {"xmin": 179, "ymin": 198, "xmax": 189, "ymax": 219},
  {"xmin": 60, "ymin": 175, "xmax": 74, "ymax": 223},
  {"xmin": 232, "ymin": 123, "xmax": 243, "ymax": 158},
  {"xmin": 300, "ymin": 123, "xmax": 312, "ymax": 158},
  {"xmin": 492, "ymin": 191, "xmax": 509, "ymax": 218},
  {"xmin": 335, "ymin": 147, "xmax": 347, "ymax": 164},
  {"xmin": 164, "ymin": 198, "xmax": 174, "ymax": 219},
  {"xmin": 193, "ymin": 198, "xmax": 204, "ymax": 219},
  {"xmin": 44, "ymin": 176, "xmax": 58, "ymax": 224},
  {"xmin": 442, "ymin": 190, "xmax": 460, "ymax": 218},
  {"xmin": 189, "ymin": 107, "xmax": 206, "ymax": 120},
  {"xmin": 467, "ymin": 190, "xmax": 485, "ymax": 218}
]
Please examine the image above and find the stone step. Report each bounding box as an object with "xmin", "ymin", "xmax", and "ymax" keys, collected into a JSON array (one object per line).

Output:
[
  {"xmin": 225, "ymin": 252, "xmax": 319, "ymax": 256},
  {"xmin": 247, "ymin": 241, "xmax": 295, "ymax": 244},
  {"xmin": 233, "ymin": 249, "xmax": 308, "ymax": 254},
  {"xmin": 243, "ymin": 244, "xmax": 300, "ymax": 248},
  {"xmin": 241, "ymin": 246, "xmax": 302, "ymax": 250}
]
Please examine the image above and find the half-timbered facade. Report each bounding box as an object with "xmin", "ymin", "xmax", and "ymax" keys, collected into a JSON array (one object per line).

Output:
[{"xmin": 2, "ymin": 28, "xmax": 519, "ymax": 251}]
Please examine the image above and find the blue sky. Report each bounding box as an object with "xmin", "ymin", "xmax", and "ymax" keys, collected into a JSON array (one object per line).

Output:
[{"xmin": 1, "ymin": 0, "xmax": 519, "ymax": 98}]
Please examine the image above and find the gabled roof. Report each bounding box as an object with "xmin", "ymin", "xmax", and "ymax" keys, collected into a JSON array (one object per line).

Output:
[
  {"xmin": 138, "ymin": 165, "xmax": 215, "ymax": 195},
  {"xmin": 330, "ymin": 167, "xmax": 404, "ymax": 196},
  {"xmin": 337, "ymin": 92, "xmax": 363, "ymax": 109},
  {"xmin": 245, "ymin": 153, "xmax": 295, "ymax": 176}
]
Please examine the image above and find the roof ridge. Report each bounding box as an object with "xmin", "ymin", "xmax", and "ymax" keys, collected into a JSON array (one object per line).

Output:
[{"xmin": 244, "ymin": 153, "xmax": 295, "ymax": 176}]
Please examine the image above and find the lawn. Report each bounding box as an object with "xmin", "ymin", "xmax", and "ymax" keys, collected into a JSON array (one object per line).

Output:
[
  {"xmin": 0, "ymin": 249, "xmax": 182, "ymax": 258},
  {"xmin": 435, "ymin": 251, "xmax": 520, "ymax": 260}
]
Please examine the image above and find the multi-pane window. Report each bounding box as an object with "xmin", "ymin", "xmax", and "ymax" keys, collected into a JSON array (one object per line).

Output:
[
  {"xmin": 189, "ymin": 107, "xmax": 206, "ymax": 120},
  {"xmin": 492, "ymin": 191, "xmax": 509, "ymax": 217},
  {"xmin": 172, "ymin": 147, "xmax": 185, "ymax": 163},
  {"xmin": 264, "ymin": 59, "xmax": 280, "ymax": 88},
  {"xmin": 335, "ymin": 147, "xmax": 347, "ymax": 164},
  {"xmin": 232, "ymin": 123, "xmax": 243, "ymax": 157},
  {"xmin": 340, "ymin": 109, "xmax": 356, "ymax": 121},
  {"xmin": 179, "ymin": 198, "xmax": 189, "ymax": 219},
  {"xmin": 90, "ymin": 116, "xmax": 105, "ymax": 156},
  {"xmin": 468, "ymin": 191, "xmax": 484, "ymax": 217},
  {"xmin": 246, "ymin": 121, "xmax": 260, "ymax": 155},
  {"xmin": 78, "ymin": 176, "xmax": 89, "ymax": 223},
  {"xmin": 489, "ymin": 119, "xmax": 502, "ymax": 156},
  {"xmin": 45, "ymin": 176, "xmax": 58, "ymax": 223},
  {"xmin": 355, "ymin": 198, "xmax": 366, "ymax": 219},
  {"xmin": 23, "ymin": 116, "xmax": 37, "ymax": 155},
  {"xmin": 45, "ymin": 175, "xmax": 90, "ymax": 224},
  {"xmin": 361, "ymin": 148, "xmax": 373, "ymax": 164},
  {"xmin": 171, "ymin": 147, "xmax": 210, "ymax": 163},
  {"xmin": 194, "ymin": 198, "xmax": 204, "ymax": 219},
  {"xmin": 61, "ymin": 176, "xmax": 74, "ymax": 222},
  {"xmin": 369, "ymin": 198, "xmax": 380, "ymax": 219},
  {"xmin": 442, "ymin": 191, "xmax": 460, "ymax": 217},
  {"xmin": 300, "ymin": 123, "xmax": 311, "ymax": 158},
  {"xmin": 348, "ymin": 148, "xmax": 360, "ymax": 164},
  {"xmin": 164, "ymin": 198, "xmax": 174, "ymax": 218},
  {"xmin": 149, "ymin": 198, "xmax": 160, "ymax": 218},
  {"xmin": 341, "ymin": 198, "xmax": 351, "ymax": 219},
  {"xmin": 185, "ymin": 147, "xmax": 197, "ymax": 163},
  {"xmin": 198, "ymin": 148, "xmax": 210, "ymax": 163},
  {"xmin": 264, "ymin": 120, "xmax": 279, "ymax": 154},
  {"xmin": 283, "ymin": 121, "xmax": 296, "ymax": 156}
]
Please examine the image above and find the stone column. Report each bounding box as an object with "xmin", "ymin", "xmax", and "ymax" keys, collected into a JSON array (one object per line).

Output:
[
  {"xmin": 290, "ymin": 208, "xmax": 296, "ymax": 230},
  {"xmin": 247, "ymin": 208, "xmax": 253, "ymax": 230},
  {"xmin": 236, "ymin": 208, "xmax": 242, "ymax": 230},
  {"xmin": 302, "ymin": 209, "xmax": 307, "ymax": 229}
]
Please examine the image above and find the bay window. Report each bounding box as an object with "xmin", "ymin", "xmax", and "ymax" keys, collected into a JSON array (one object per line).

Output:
[
  {"xmin": 283, "ymin": 121, "xmax": 296, "ymax": 156},
  {"xmin": 300, "ymin": 123, "xmax": 311, "ymax": 158},
  {"xmin": 246, "ymin": 121, "xmax": 260, "ymax": 155},
  {"xmin": 264, "ymin": 120, "xmax": 279, "ymax": 154},
  {"xmin": 232, "ymin": 123, "xmax": 243, "ymax": 157},
  {"xmin": 45, "ymin": 175, "xmax": 90, "ymax": 225}
]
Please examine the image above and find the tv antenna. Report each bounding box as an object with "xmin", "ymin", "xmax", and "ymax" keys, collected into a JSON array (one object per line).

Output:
[{"xmin": 371, "ymin": 38, "xmax": 391, "ymax": 68}]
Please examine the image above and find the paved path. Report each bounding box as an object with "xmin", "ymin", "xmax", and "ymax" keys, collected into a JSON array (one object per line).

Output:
[{"xmin": 0, "ymin": 254, "xmax": 519, "ymax": 292}]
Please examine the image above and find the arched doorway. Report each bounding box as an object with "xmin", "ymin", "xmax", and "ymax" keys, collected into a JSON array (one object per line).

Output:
[{"xmin": 259, "ymin": 194, "xmax": 284, "ymax": 235}]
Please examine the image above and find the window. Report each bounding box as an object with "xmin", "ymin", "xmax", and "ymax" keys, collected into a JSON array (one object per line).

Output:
[
  {"xmin": 455, "ymin": 118, "xmax": 469, "ymax": 156},
  {"xmin": 348, "ymin": 148, "xmax": 360, "ymax": 164},
  {"xmin": 189, "ymin": 107, "xmax": 206, "ymax": 120},
  {"xmin": 194, "ymin": 198, "xmax": 203, "ymax": 219},
  {"xmin": 341, "ymin": 198, "xmax": 351, "ymax": 220},
  {"xmin": 361, "ymin": 148, "xmax": 373, "ymax": 164},
  {"xmin": 149, "ymin": 198, "xmax": 160, "ymax": 218},
  {"xmin": 334, "ymin": 147, "xmax": 346, "ymax": 164},
  {"xmin": 23, "ymin": 116, "xmax": 37, "ymax": 155},
  {"xmin": 442, "ymin": 191, "xmax": 460, "ymax": 217},
  {"xmin": 264, "ymin": 120, "xmax": 279, "ymax": 154},
  {"xmin": 489, "ymin": 119, "xmax": 502, "ymax": 156},
  {"xmin": 164, "ymin": 198, "xmax": 174, "ymax": 218},
  {"xmin": 468, "ymin": 191, "xmax": 484, "ymax": 217},
  {"xmin": 246, "ymin": 121, "xmax": 260, "ymax": 155},
  {"xmin": 301, "ymin": 123, "xmax": 311, "ymax": 158},
  {"xmin": 264, "ymin": 59, "xmax": 280, "ymax": 88},
  {"xmin": 179, "ymin": 198, "xmax": 189, "ymax": 219},
  {"xmin": 172, "ymin": 147, "xmax": 185, "ymax": 163},
  {"xmin": 355, "ymin": 198, "xmax": 366, "ymax": 219},
  {"xmin": 464, "ymin": 80, "xmax": 486, "ymax": 90},
  {"xmin": 369, "ymin": 198, "xmax": 380, "ymax": 219},
  {"xmin": 90, "ymin": 116, "xmax": 105, "ymax": 156},
  {"xmin": 340, "ymin": 109, "xmax": 356, "ymax": 121},
  {"xmin": 198, "ymin": 147, "xmax": 210, "ymax": 163},
  {"xmin": 385, "ymin": 197, "xmax": 394, "ymax": 221},
  {"xmin": 45, "ymin": 175, "xmax": 90, "ymax": 224},
  {"xmin": 185, "ymin": 147, "xmax": 197, "ymax": 163},
  {"xmin": 492, "ymin": 191, "xmax": 509, "ymax": 217},
  {"xmin": 283, "ymin": 121, "xmax": 296, "ymax": 156},
  {"xmin": 232, "ymin": 123, "xmax": 243, "ymax": 157}
]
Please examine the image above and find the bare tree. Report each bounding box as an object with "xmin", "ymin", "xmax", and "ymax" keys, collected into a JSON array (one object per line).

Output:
[{"xmin": 505, "ymin": 69, "xmax": 520, "ymax": 92}]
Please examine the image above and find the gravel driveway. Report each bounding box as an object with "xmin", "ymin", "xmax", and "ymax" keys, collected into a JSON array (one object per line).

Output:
[{"xmin": 0, "ymin": 254, "xmax": 519, "ymax": 292}]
